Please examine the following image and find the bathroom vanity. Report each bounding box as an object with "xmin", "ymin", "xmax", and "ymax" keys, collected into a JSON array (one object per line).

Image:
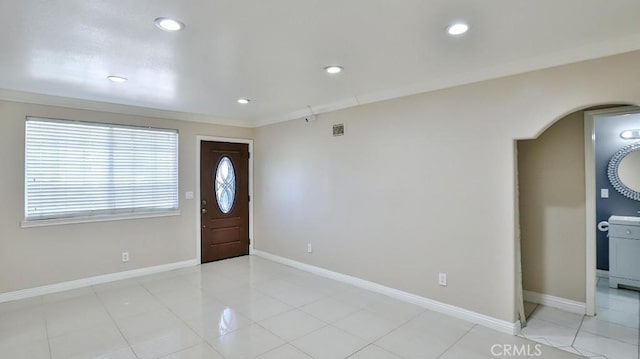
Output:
[{"xmin": 608, "ymin": 215, "xmax": 640, "ymax": 289}]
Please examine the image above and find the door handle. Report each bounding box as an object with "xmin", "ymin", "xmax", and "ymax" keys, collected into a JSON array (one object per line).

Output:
[{"xmin": 201, "ymin": 208, "xmax": 208, "ymax": 214}]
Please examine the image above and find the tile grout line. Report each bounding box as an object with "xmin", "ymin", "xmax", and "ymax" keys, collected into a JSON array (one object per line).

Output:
[
  {"xmin": 518, "ymin": 306, "xmax": 595, "ymax": 356},
  {"xmin": 569, "ymin": 312, "xmax": 586, "ymax": 356},
  {"xmin": 251, "ymin": 300, "xmax": 329, "ymax": 358},
  {"xmin": 527, "ymin": 314, "xmax": 584, "ymax": 331},
  {"xmin": 253, "ymin": 300, "xmax": 410, "ymax": 359},
  {"xmin": 570, "ymin": 314, "xmax": 586, "ymax": 347},
  {"xmin": 147, "ymin": 263, "xmax": 336, "ymax": 357},
  {"xmin": 157, "ymin": 343, "xmax": 205, "ymax": 359},
  {"xmin": 255, "ymin": 343, "xmax": 313, "ymax": 359},
  {"xmin": 365, "ymin": 307, "xmax": 425, "ymax": 341},
  {"xmin": 92, "ymin": 284, "xmax": 141, "ymax": 359},
  {"xmin": 529, "ymin": 306, "xmax": 628, "ymax": 357},
  {"xmin": 138, "ymin": 277, "xmax": 227, "ymax": 358},
  {"xmin": 260, "ymin": 308, "xmax": 341, "ymax": 358},
  {"xmin": 435, "ymin": 324, "xmax": 477, "ymax": 359},
  {"xmin": 156, "ymin": 269, "xmax": 253, "ymax": 357},
  {"xmin": 369, "ymin": 305, "xmax": 424, "ymax": 356},
  {"xmin": 346, "ymin": 343, "xmax": 372, "ymax": 359},
  {"xmin": 332, "ymin": 310, "xmax": 414, "ymax": 358},
  {"xmin": 579, "ymin": 324, "xmax": 640, "ymax": 346},
  {"xmin": 528, "ymin": 299, "xmax": 640, "ymax": 358},
  {"xmin": 43, "ymin": 304, "xmax": 53, "ymax": 359},
  {"xmin": 247, "ymin": 277, "xmax": 419, "ymax": 358},
  {"xmin": 18, "ymin": 257, "xmax": 640, "ymax": 359},
  {"xmin": 323, "ymin": 324, "xmax": 372, "ymax": 358},
  {"xmin": 357, "ymin": 344, "xmax": 403, "ymax": 359},
  {"xmin": 351, "ymin": 309, "xmax": 433, "ymax": 358},
  {"xmin": 296, "ymin": 298, "xmax": 358, "ymax": 324}
]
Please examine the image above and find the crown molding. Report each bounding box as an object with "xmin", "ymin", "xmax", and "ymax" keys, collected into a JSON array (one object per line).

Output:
[
  {"xmin": 254, "ymin": 33, "xmax": 640, "ymax": 128},
  {"xmin": 0, "ymin": 89, "xmax": 254, "ymax": 128},
  {"xmin": 3, "ymin": 33, "xmax": 640, "ymax": 129}
]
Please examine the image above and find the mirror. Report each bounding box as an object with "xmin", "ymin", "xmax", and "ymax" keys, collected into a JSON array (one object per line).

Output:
[
  {"xmin": 618, "ymin": 151, "xmax": 640, "ymax": 191},
  {"xmin": 608, "ymin": 142, "xmax": 640, "ymax": 201}
]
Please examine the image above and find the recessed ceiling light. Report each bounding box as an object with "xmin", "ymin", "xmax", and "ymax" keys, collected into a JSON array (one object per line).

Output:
[
  {"xmin": 324, "ymin": 65, "xmax": 344, "ymax": 74},
  {"xmin": 447, "ymin": 23, "xmax": 469, "ymax": 36},
  {"xmin": 237, "ymin": 98, "xmax": 251, "ymax": 104},
  {"xmin": 107, "ymin": 75, "xmax": 128, "ymax": 83},
  {"xmin": 154, "ymin": 17, "xmax": 185, "ymax": 32}
]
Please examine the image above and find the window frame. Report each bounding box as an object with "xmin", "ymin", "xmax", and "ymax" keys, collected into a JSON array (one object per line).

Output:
[{"xmin": 22, "ymin": 117, "xmax": 181, "ymax": 228}]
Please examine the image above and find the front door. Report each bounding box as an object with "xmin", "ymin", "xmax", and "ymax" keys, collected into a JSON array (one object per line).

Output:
[{"xmin": 200, "ymin": 141, "xmax": 249, "ymax": 263}]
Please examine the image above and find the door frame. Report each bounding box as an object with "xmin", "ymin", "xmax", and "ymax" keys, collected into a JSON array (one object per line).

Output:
[
  {"xmin": 196, "ymin": 136, "xmax": 254, "ymax": 263},
  {"xmin": 584, "ymin": 105, "xmax": 640, "ymax": 316}
]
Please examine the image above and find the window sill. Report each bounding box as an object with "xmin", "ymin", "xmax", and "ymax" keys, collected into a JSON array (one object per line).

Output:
[{"xmin": 21, "ymin": 210, "xmax": 181, "ymax": 228}]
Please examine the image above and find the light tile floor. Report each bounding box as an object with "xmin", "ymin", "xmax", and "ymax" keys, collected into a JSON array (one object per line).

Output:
[
  {"xmin": 1, "ymin": 255, "xmax": 585, "ymax": 358},
  {"xmin": 520, "ymin": 278, "xmax": 640, "ymax": 359}
]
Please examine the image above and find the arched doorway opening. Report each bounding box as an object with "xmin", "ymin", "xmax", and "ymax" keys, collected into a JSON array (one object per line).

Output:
[{"xmin": 515, "ymin": 103, "xmax": 640, "ymax": 355}]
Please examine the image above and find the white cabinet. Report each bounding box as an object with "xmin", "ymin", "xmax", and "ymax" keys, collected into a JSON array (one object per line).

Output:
[{"xmin": 609, "ymin": 216, "xmax": 640, "ymax": 289}]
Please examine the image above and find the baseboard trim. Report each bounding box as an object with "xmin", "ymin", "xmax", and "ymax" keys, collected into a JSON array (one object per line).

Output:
[
  {"xmin": 0, "ymin": 259, "xmax": 198, "ymax": 303},
  {"xmin": 252, "ymin": 250, "xmax": 521, "ymax": 335},
  {"xmin": 596, "ymin": 269, "xmax": 609, "ymax": 279},
  {"xmin": 523, "ymin": 290, "xmax": 586, "ymax": 314}
]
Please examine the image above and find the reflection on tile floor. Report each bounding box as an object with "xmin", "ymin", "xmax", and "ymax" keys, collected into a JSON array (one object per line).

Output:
[
  {"xmin": 2, "ymin": 255, "xmax": 586, "ymax": 358},
  {"xmin": 521, "ymin": 277, "xmax": 640, "ymax": 359}
]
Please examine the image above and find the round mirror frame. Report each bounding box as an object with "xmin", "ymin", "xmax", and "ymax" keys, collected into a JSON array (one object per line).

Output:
[{"xmin": 607, "ymin": 142, "xmax": 640, "ymax": 201}]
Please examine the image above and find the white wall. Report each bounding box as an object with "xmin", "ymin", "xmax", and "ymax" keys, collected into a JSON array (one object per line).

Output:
[
  {"xmin": 0, "ymin": 100, "xmax": 253, "ymax": 294},
  {"xmin": 254, "ymin": 50, "xmax": 640, "ymax": 323}
]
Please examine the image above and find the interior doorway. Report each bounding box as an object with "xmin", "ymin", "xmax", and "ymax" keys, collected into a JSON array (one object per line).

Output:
[
  {"xmin": 515, "ymin": 105, "xmax": 640, "ymax": 357},
  {"xmin": 584, "ymin": 106, "xmax": 640, "ymax": 324}
]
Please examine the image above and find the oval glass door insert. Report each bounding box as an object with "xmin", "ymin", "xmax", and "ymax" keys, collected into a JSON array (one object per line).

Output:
[{"xmin": 215, "ymin": 156, "xmax": 236, "ymax": 213}]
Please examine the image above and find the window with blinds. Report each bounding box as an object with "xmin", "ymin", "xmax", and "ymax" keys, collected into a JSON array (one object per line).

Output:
[{"xmin": 24, "ymin": 117, "xmax": 179, "ymax": 222}]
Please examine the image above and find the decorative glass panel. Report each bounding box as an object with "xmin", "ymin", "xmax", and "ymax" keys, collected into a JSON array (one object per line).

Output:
[{"xmin": 215, "ymin": 156, "xmax": 236, "ymax": 213}]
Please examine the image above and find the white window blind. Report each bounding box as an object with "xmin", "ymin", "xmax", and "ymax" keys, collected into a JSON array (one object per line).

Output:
[{"xmin": 25, "ymin": 117, "xmax": 179, "ymax": 222}]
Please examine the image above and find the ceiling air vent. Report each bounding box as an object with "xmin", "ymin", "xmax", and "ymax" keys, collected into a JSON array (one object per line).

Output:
[{"xmin": 333, "ymin": 124, "xmax": 345, "ymax": 136}]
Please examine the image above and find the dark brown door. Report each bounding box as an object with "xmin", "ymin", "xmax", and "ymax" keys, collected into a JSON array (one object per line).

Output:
[{"xmin": 200, "ymin": 141, "xmax": 249, "ymax": 263}]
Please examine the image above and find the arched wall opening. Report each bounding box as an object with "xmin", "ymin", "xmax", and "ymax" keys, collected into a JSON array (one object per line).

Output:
[{"xmin": 515, "ymin": 103, "xmax": 634, "ymax": 322}]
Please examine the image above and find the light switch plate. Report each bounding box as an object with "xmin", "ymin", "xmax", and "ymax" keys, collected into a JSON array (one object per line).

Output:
[
  {"xmin": 438, "ymin": 272, "xmax": 447, "ymax": 287},
  {"xmin": 185, "ymin": 191, "xmax": 194, "ymax": 200},
  {"xmin": 601, "ymin": 188, "xmax": 609, "ymax": 198}
]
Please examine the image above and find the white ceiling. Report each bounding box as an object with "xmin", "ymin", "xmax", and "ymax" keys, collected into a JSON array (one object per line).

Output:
[{"xmin": 1, "ymin": 1, "xmax": 640, "ymax": 127}]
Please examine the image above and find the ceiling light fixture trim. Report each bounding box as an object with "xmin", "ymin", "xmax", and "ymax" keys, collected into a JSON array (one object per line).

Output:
[
  {"xmin": 324, "ymin": 65, "xmax": 344, "ymax": 74},
  {"xmin": 107, "ymin": 76, "xmax": 128, "ymax": 83},
  {"xmin": 154, "ymin": 17, "xmax": 186, "ymax": 32},
  {"xmin": 447, "ymin": 23, "xmax": 469, "ymax": 36}
]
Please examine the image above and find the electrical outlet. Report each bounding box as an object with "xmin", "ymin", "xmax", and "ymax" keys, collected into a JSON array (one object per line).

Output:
[
  {"xmin": 307, "ymin": 243, "xmax": 313, "ymax": 253},
  {"xmin": 122, "ymin": 252, "xmax": 129, "ymax": 262},
  {"xmin": 438, "ymin": 272, "xmax": 447, "ymax": 287}
]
